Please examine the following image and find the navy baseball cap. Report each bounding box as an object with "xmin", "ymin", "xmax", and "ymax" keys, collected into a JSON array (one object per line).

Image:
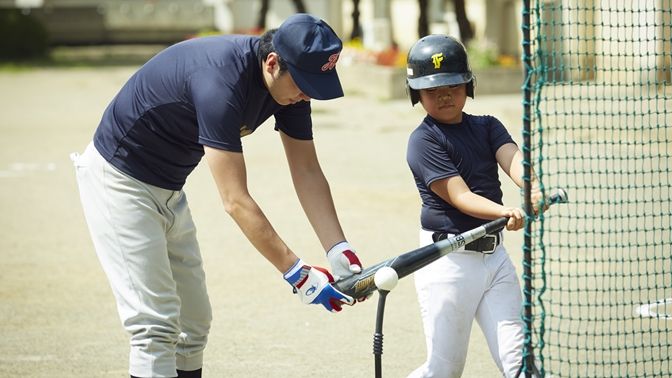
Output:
[{"xmin": 273, "ymin": 13, "xmax": 344, "ymax": 100}]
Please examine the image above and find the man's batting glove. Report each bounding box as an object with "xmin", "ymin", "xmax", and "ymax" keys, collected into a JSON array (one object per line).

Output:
[
  {"xmin": 284, "ymin": 259, "xmax": 354, "ymax": 313},
  {"xmin": 326, "ymin": 241, "xmax": 363, "ymax": 281},
  {"xmin": 327, "ymin": 241, "xmax": 371, "ymax": 302}
]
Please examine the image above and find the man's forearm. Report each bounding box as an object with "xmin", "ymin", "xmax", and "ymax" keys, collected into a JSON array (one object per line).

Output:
[
  {"xmin": 292, "ymin": 169, "xmax": 345, "ymax": 251},
  {"xmin": 225, "ymin": 195, "xmax": 297, "ymax": 272}
]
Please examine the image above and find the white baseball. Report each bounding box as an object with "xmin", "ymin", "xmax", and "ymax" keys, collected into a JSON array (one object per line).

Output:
[{"xmin": 374, "ymin": 267, "xmax": 399, "ymax": 291}]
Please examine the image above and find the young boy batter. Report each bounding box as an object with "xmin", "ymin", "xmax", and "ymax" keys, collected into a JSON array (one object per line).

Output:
[{"xmin": 404, "ymin": 35, "xmax": 542, "ymax": 377}]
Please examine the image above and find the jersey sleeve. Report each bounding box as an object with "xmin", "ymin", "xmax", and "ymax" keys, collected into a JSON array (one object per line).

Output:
[
  {"xmin": 190, "ymin": 67, "xmax": 245, "ymax": 152},
  {"xmin": 488, "ymin": 116, "xmax": 516, "ymax": 154},
  {"xmin": 406, "ymin": 126, "xmax": 459, "ymax": 188},
  {"xmin": 273, "ymin": 100, "xmax": 313, "ymax": 140}
]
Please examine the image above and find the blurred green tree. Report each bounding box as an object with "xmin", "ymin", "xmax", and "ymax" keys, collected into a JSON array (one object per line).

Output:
[{"xmin": 0, "ymin": 9, "xmax": 48, "ymax": 60}]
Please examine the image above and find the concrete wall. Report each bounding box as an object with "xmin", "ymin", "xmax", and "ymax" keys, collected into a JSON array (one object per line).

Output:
[
  {"xmin": 7, "ymin": 0, "xmax": 497, "ymax": 51},
  {"xmin": 22, "ymin": 0, "xmax": 218, "ymax": 44}
]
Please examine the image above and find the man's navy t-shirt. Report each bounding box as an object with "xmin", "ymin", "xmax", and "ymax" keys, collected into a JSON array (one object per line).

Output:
[
  {"xmin": 93, "ymin": 35, "xmax": 312, "ymax": 190},
  {"xmin": 406, "ymin": 113, "xmax": 515, "ymax": 234}
]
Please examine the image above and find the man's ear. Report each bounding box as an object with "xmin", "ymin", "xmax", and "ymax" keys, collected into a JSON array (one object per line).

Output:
[{"xmin": 264, "ymin": 52, "xmax": 279, "ymax": 74}]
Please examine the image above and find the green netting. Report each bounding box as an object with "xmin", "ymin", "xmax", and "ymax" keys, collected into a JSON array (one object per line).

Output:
[{"xmin": 521, "ymin": 1, "xmax": 672, "ymax": 377}]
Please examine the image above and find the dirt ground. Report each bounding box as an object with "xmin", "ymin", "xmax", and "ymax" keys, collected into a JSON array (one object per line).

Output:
[{"xmin": 0, "ymin": 65, "xmax": 526, "ymax": 377}]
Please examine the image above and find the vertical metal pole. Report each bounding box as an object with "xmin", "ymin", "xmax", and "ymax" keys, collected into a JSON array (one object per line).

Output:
[
  {"xmin": 521, "ymin": 0, "xmax": 537, "ymax": 377},
  {"xmin": 373, "ymin": 290, "xmax": 389, "ymax": 378}
]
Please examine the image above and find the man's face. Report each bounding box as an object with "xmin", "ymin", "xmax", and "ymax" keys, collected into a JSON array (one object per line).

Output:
[
  {"xmin": 263, "ymin": 53, "xmax": 311, "ymax": 105},
  {"xmin": 419, "ymin": 84, "xmax": 467, "ymax": 124}
]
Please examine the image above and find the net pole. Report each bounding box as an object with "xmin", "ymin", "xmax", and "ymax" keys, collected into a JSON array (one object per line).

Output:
[{"xmin": 521, "ymin": 0, "xmax": 535, "ymax": 377}]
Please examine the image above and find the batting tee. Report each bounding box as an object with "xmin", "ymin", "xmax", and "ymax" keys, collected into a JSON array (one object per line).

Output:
[{"xmin": 521, "ymin": 1, "xmax": 671, "ymax": 376}]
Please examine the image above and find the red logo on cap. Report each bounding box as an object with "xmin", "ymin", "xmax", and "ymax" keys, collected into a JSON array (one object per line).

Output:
[{"xmin": 321, "ymin": 53, "xmax": 340, "ymax": 71}]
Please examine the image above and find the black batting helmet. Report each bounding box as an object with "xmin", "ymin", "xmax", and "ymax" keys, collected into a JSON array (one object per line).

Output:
[{"xmin": 406, "ymin": 35, "xmax": 475, "ymax": 106}]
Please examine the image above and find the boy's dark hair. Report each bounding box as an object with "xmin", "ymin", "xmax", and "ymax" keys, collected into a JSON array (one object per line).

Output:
[{"xmin": 257, "ymin": 29, "xmax": 288, "ymax": 72}]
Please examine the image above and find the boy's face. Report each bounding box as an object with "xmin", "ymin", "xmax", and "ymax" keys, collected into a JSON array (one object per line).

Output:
[{"xmin": 419, "ymin": 84, "xmax": 467, "ymax": 124}]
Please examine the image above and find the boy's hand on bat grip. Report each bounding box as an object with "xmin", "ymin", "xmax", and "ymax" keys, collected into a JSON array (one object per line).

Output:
[{"xmin": 502, "ymin": 207, "xmax": 525, "ymax": 231}]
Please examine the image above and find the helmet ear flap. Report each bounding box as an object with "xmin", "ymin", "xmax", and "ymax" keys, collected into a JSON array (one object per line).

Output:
[
  {"xmin": 466, "ymin": 75, "xmax": 476, "ymax": 98},
  {"xmin": 406, "ymin": 81, "xmax": 420, "ymax": 106}
]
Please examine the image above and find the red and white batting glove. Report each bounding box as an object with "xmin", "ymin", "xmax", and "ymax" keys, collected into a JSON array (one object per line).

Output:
[
  {"xmin": 283, "ymin": 259, "xmax": 354, "ymax": 313},
  {"xmin": 327, "ymin": 241, "xmax": 371, "ymax": 302},
  {"xmin": 326, "ymin": 241, "xmax": 362, "ymax": 281}
]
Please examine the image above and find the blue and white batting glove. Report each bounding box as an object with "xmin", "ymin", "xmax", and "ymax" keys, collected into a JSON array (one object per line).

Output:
[
  {"xmin": 326, "ymin": 241, "xmax": 363, "ymax": 281},
  {"xmin": 284, "ymin": 259, "xmax": 354, "ymax": 313}
]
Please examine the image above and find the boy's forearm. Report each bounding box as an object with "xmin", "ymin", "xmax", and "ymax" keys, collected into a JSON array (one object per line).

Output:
[
  {"xmin": 506, "ymin": 148, "xmax": 541, "ymax": 191},
  {"xmin": 453, "ymin": 191, "xmax": 510, "ymax": 221}
]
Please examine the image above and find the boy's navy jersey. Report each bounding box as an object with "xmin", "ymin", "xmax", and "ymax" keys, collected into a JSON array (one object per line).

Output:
[
  {"xmin": 406, "ymin": 113, "xmax": 515, "ymax": 234},
  {"xmin": 93, "ymin": 35, "xmax": 312, "ymax": 191}
]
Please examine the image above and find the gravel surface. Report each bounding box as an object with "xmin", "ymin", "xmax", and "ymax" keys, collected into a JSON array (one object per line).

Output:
[{"xmin": 0, "ymin": 66, "xmax": 525, "ymax": 377}]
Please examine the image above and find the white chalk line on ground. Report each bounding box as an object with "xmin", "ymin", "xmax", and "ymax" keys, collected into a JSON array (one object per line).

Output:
[
  {"xmin": 0, "ymin": 162, "xmax": 57, "ymax": 178},
  {"xmin": 0, "ymin": 354, "xmax": 57, "ymax": 362},
  {"xmin": 634, "ymin": 298, "xmax": 672, "ymax": 320}
]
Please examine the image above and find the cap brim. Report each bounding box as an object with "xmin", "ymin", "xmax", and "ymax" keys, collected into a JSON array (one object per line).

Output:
[
  {"xmin": 408, "ymin": 72, "xmax": 473, "ymax": 90},
  {"xmin": 286, "ymin": 63, "xmax": 344, "ymax": 100}
]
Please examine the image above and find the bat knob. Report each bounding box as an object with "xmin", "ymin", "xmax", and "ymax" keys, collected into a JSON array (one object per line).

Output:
[
  {"xmin": 550, "ymin": 188, "xmax": 569, "ymax": 204},
  {"xmin": 374, "ymin": 267, "xmax": 399, "ymax": 291}
]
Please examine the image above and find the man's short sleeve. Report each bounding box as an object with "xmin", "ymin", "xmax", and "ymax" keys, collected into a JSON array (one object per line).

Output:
[
  {"xmin": 191, "ymin": 67, "xmax": 245, "ymax": 152},
  {"xmin": 274, "ymin": 100, "xmax": 312, "ymax": 140}
]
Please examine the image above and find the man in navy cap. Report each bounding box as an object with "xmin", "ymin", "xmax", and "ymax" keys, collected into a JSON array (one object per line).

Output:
[{"xmin": 71, "ymin": 13, "xmax": 364, "ymax": 378}]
